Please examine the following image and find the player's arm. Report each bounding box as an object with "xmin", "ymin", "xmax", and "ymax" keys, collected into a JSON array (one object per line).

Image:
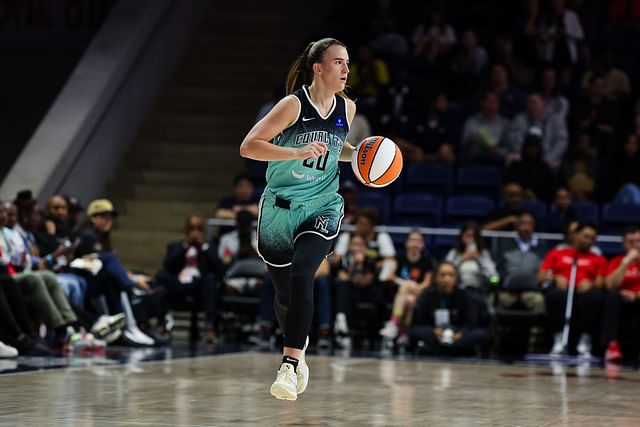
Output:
[
  {"xmin": 339, "ymin": 98, "xmax": 358, "ymax": 162},
  {"xmin": 240, "ymin": 96, "xmax": 327, "ymax": 161}
]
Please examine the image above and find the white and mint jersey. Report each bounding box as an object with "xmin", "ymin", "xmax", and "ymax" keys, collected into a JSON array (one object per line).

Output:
[{"xmin": 265, "ymin": 85, "xmax": 349, "ymax": 201}]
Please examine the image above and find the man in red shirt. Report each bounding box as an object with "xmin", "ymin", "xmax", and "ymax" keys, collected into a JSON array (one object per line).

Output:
[
  {"xmin": 538, "ymin": 223, "xmax": 606, "ymax": 357},
  {"xmin": 602, "ymin": 226, "xmax": 640, "ymax": 361}
]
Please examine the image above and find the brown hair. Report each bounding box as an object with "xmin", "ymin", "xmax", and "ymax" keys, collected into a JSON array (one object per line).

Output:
[
  {"xmin": 285, "ymin": 38, "xmax": 348, "ymax": 97},
  {"xmin": 455, "ymin": 222, "xmax": 485, "ymax": 254}
]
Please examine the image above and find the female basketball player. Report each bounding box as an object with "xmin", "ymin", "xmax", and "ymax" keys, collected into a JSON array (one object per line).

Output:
[{"xmin": 240, "ymin": 38, "xmax": 356, "ymax": 401}]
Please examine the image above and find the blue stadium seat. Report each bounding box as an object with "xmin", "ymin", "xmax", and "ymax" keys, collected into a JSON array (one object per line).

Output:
[
  {"xmin": 456, "ymin": 165, "xmax": 504, "ymax": 197},
  {"xmin": 521, "ymin": 199, "xmax": 547, "ymax": 225},
  {"xmin": 404, "ymin": 164, "xmax": 453, "ymax": 194},
  {"xmin": 393, "ymin": 192, "xmax": 443, "ymax": 226},
  {"xmin": 338, "ymin": 161, "xmax": 355, "ymax": 183},
  {"xmin": 572, "ymin": 200, "xmax": 600, "ymax": 225},
  {"xmin": 601, "ymin": 203, "xmax": 640, "ymax": 230},
  {"xmin": 246, "ymin": 159, "xmax": 267, "ymax": 182},
  {"xmin": 444, "ymin": 195, "xmax": 495, "ymax": 225},
  {"xmin": 357, "ymin": 190, "xmax": 392, "ymax": 224},
  {"xmin": 430, "ymin": 233, "xmax": 459, "ymax": 259}
]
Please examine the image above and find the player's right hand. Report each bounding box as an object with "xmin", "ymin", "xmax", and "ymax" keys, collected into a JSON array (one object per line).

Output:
[{"xmin": 296, "ymin": 142, "xmax": 327, "ymax": 160}]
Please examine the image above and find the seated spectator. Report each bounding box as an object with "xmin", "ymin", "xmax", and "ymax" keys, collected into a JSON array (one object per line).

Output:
[
  {"xmin": 63, "ymin": 195, "xmax": 84, "ymax": 232},
  {"xmin": 610, "ymin": 134, "xmax": 640, "ymax": 194},
  {"xmin": 504, "ymin": 93, "xmax": 568, "ymax": 169},
  {"xmin": 538, "ymin": 223, "xmax": 606, "ymax": 357},
  {"xmin": 484, "ymin": 63, "xmax": 527, "ymax": 120},
  {"xmin": 346, "ymin": 45, "xmax": 390, "ymax": 120},
  {"xmin": 461, "ymin": 91, "xmax": 509, "ymax": 163},
  {"xmin": 339, "ymin": 180, "xmax": 358, "ymax": 225},
  {"xmin": 538, "ymin": 0, "xmax": 584, "ymax": 69},
  {"xmin": 571, "ymin": 74, "xmax": 618, "ymax": 162},
  {"xmin": 394, "ymin": 92, "xmax": 457, "ymax": 164},
  {"xmin": 219, "ymin": 210, "xmax": 262, "ymax": 296},
  {"xmin": 564, "ymin": 154, "xmax": 596, "ymax": 201},
  {"xmin": 333, "ymin": 234, "xmax": 380, "ymax": 350},
  {"xmin": 41, "ymin": 195, "xmax": 72, "ymax": 242},
  {"xmin": 412, "ymin": 4, "xmax": 457, "ymax": 53},
  {"xmin": 410, "ymin": 261, "xmax": 490, "ymax": 356},
  {"xmin": 547, "ymin": 188, "xmax": 578, "ymax": 234},
  {"xmin": 460, "ymin": 29, "xmax": 488, "ymax": 76},
  {"xmin": 602, "ymin": 226, "xmax": 640, "ymax": 361},
  {"xmin": 504, "ymin": 128, "xmax": 555, "ymax": 201},
  {"xmin": 581, "ymin": 50, "xmax": 631, "ymax": 103},
  {"xmin": 483, "ymin": 182, "xmax": 525, "ymax": 231},
  {"xmin": 540, "ymin": 66, "xmax": 569, "ymax": 120},
  {"xmin": 445, "ymin": 222, "xmax": 499, "ymax": 294},
  {"xmin": 213, "ymin": 173, "xmax": 259, "ymax": 221},
  {"xmin": 155, "ymin": 215, "xmax": 221, "ymax": 344},
  {"xmin": 333, "ymin": 208, "xmax": 397, "ymax": 282},
  {"xmin": 494, "ymin": 213, "xmax": 546, "ymax": 316},
  {"xmin": 379, "ymin": 230, "xmax": 433, "ymax": 347},
  {"xmin": 74, "ymin": 199, "xmax": 158, "ymax": 346},
  {"xmin": 345, "ymin": 113, "xmax": 372, "ymax": 148}
]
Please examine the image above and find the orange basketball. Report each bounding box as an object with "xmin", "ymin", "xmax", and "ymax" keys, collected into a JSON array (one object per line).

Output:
[{"xmin": 351, "ymin": 136, "xmax": 403, "ymax": 188}]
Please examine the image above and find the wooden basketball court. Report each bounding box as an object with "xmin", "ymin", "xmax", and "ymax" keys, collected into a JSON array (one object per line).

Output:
[{"xmin": 1, "ymin": 350, "xmax": 639, "ymax": 426}]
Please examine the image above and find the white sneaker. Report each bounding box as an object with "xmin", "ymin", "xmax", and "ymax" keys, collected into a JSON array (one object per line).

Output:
[
  {"xmin": 297, "ymin": 337, "xmax": 310, "ymax": 394},
  {"xmin": 270, "ymin": 363, "xmax": 298, "ymax": 401},
  {"xmin": 335, "ymin": 313, "xmax": 349, "ymax": 334},
  {"xmin": 577, "ymin": 333, "xmax": 592, "ymax": 358},
  {"xmin": 0, "ymin": 341, "xmax": 18, "ymax": 358},
  {"xmin": 550, "ymin": 333, "xmax": 564, "ymax": 356},
  {"xmin": 379, "ymin": 321, "xmax": 399, "ymax": 339},
  {"xmin": 123, "ymin": 326, "xmax": 155, "ymax": 347},
  {"xmin": 91, "ymin": 313, "xmax": 127, "ymax": 339},
  {"xmin": 103, "ymin": 328, "xmax": 122, "ymax": 344}
]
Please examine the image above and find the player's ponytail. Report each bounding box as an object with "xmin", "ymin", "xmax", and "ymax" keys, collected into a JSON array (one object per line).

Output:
[{"xmin": 285, "ymin": 38, "xmax": 348, "ymax": 96}]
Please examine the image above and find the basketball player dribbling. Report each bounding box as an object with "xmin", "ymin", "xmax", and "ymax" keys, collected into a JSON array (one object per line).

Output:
[{"xmin": 239, "ymin": 38, "xmax": 356, "ymax": 401}]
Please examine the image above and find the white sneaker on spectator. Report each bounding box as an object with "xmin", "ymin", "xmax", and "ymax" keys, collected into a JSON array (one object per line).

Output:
[
  {"xmin": 550, "ymin": 333, "xmax": 564, "ymax": 356},
  {"xmin": 0, "ymin": 340, "xmax": 18, "ymax": 358},
  {"xmin": 577, "ymin": 333, "xmax": 592, "ymax": 358},
  {"xmin": 123, "ymin": 326, "xmax": 155, "ymax": 347},
  {"xmin": 270, "ymin": 363, "xmax": 298, "ymax": 401},
  {"xmin": 379, "ymin": 321, "xmax": 399, "ymax": 339},
  {"xmin": 297, "ymin": 336, "xmax": 310, "ymax": 394},
  {"xmin": 103, "ymin": 329, "xmax": 122, "ymax": 344},
  {"xmin": 91, "ymin": 313, "xmax": 126, "ymax": 339},
  {"xmin": 334, "ymin": 313, "xmax": 349, "ymax": 334}
]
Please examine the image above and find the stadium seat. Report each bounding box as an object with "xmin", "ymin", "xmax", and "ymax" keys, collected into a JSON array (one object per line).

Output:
[
  {"xmin": 456, "ymin": 165, "xmax": 504, "ymax": 197},
  {"xmin": 572, "ymin": 200, "xmax": 599, "ymax": 225},
  {"xmin": 357, "ymin": 190, "xmax": 392, "ymax": 224},
  {"xmin": 404, "ymin": 164, "xmax": 453, "ymax": 194},
  {"xmin": 393, "ymin": 192, "xmax": 443, "ymax": 226},
  {"xmin": 444, "ymin": 195, "xmax": 495, "ymax": 225},
  {"xmin": 601, "ymin": 202, "xmax": 640, "ymax": 231},
  {"xmin": 521, "ymin": 199, "xmax": 547, "ymax": 224}
]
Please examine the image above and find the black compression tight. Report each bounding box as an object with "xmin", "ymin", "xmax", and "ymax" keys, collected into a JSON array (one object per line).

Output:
[{"xmin": 267, "ymin": 233, "xmax": 333, "ymax": 350}]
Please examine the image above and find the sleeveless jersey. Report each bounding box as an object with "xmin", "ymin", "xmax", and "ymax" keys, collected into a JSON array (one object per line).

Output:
[{"xmin": 265, "ymin": 85, "xmax": 349, "ymax": 201}]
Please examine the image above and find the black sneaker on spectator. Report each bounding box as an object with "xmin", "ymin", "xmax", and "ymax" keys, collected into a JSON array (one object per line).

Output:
[{"xmin": 14, "ymin": 336, "xmax": 52, "ymax": 357}]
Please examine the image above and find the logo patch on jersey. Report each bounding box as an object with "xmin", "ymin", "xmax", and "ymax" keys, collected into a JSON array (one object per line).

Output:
[
  {"xmin": 302, "ymin": 116, "xmax": 315, "ymax": 122},
  {"xmin": 291, "ymin": 170, "xmax": 305, "ymax": 179},
  {"xmin": 336, "ymin": 117, "xmax": 345, "ymax": 128},
  {"xmin": 314, "ymin": 215, "xmax": 330, "ymax": 234}
]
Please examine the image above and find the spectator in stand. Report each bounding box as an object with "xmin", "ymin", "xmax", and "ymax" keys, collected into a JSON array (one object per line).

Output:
[
  {"xmin": 547, "ymin": 187, "xmax": 578, "ymax": 233},
  {"xmin": 564, "ymin": 153, "xmax": 596, "ymax": 201},
  {"xmin": 461, "ymin": 91, "xmax": 509, "ymax": 164},
  {"xmin": 332, "ymin": 234, "xmax": 380, "ymax": 350},
  {"xmin": 538, "ymin": 222, "xmax": 606, "ymax": 357},
  {"xmin": 41, "ymin": 195, "xmax": 71, "ymax": 242},
  {"xmin": 505, "ymin": 129, "xmax": 556, "ymax": 202},
  {"xmin": 155, "ymin": 215, "xmax": 221, "ymax": 344},
  {"xmin": 540, "ymin": 66, "xmax": 569, "ymax": 120},
  {"xmin": 347, "ymin": 44, "xmax": 390, "ymax": 120},
  {"xmin": 411, "ymin": 4, "xmax": 457, "ymax": 53},
  {"xmin": 445, "ymin": 222, "xmax": 499, "ymax": 295},
  {"xmin": 505, "ymin": 93, "xmax": 568, "ymax": 169},
  {"xmin": 214, "ymin": 174, "xmax": 259, "ymax": 221},
  {"xmin": 460, "ymin": 29, "xmax": 489, "ymax": 76},
  {"xmin": 538, "ymin": 0, "xmax": 584, "ymax": 69},
  {"xmin": 410, "ymin": 261, "xmax": 490, "ymax": 356},
  {"xmin": 395, "ymin": 92, "xmax": 457, "ymax": 164},
  {"xmin": 74, "ymin": 199, "xmax": 157, "ymax": 347},
  {"xmin": 494, "ymin": 213, "xmax": 546, "ymax": 316},
  {"xmin": 484, "ymin": 182, "xmax": 525, "ymax": 231},
  {"xmin": 379, "ymin": 230, "xmax": 433, "ymax": 347},
  {"xmin": 602, "ymin": 226, "xmax": 640, "ymax": 361},
  {"xmin": 345, "ymin": 113, "xmax": 372, "ymax": 148},
  {"xmin": 581, "ymin": 50, "xmax": 631, "ymax": 103},
  {"xmin": 338, "ymin": 180, "xmax": 359, "ymax": 225},
  {"xmin": 63, "ymin": 195, "xmax": 83, "ymax": 232},
  {"xmin": 609, "ymin": 134, "xmax": 640, "ymax": 196},
  {"xmin": 485, "ymin": 63, "xmax": 527, "ymax": 120},
  {"xmin": 571, "ymin": 74, "xmax": 618, "ymax": 162}
]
